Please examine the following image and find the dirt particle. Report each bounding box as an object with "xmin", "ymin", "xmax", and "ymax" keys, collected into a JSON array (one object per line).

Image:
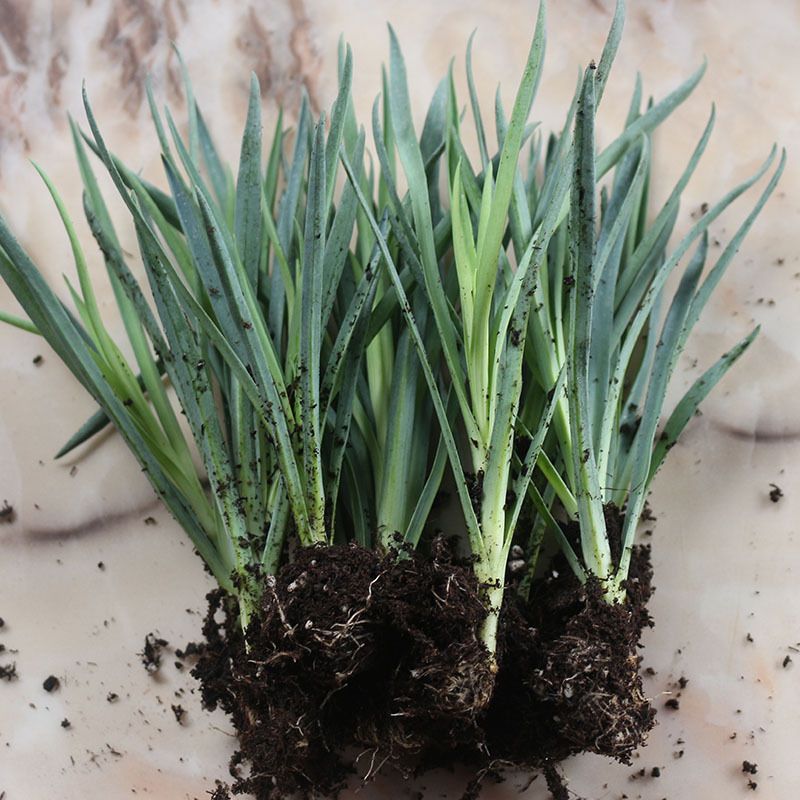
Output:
[
  {"xmin": 664, "ymin": 698, "xmax": 680, "ymax": 710},
  {"xmin": 768, "ymin": 483, "xmax": 783, "ymax": 503},
  {"xmin": 107, "ymin": 692, "xmax": 119, "ymax": 703},
  {"xmin": 141, "ymin": 633, "xmax": 168, "ymax": 674},
  {"xmin": 32, "ymin": 354, "xmax": 43, "ymax": 366},
  {"xmin": 782, "ymin": 654, "xmax": 792, "ymax": 669},
  {"xmin": 0, "ymin": 663, "xmax": 17, "ymax": 681},
  {"xmin": 748, "ymin": 780, "xmax": 758, "ymax": 790},
  {"xmin": 677, "ymin": 676, "xmax": 689, "ymax": 689},
  {"xmin": 0, "ymin": 502, "xmax": 15, "ymax": 524},
  {"xmin": 60, "ymin": 718, "xmax": 71, "ymax": 729},
  {"xmin": 651, "ymin": 766, "xmax": 661, "ymax": 778},
  {"xmin": 175, "ymin": 642, "xmax": 201, "ymax": 660},
  {"xmin": 742, "ymin": 760, "xmax": 758, "ymax": 775},
  {"xmin": 43, "ymin": 675, "xmax": 60, "ymax": 692},
  {"xmin": 97, "ymin": 561, "xmax": 105, "ymax": 571},
  {"xmin": 171, "ymin": 704, "xmax": 186, "ymax": 725},
  {"xmin": 143, "ymin": 516, "xmax": 157, "ymax": 526}
]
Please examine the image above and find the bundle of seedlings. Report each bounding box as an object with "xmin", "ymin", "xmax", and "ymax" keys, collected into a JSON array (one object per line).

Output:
[
  {"xmin": 0, "ymin": 0, "xmax": 783, "ymax": 797},
  {"xmin": 357, "ymin": 0, "xmax": 782, "ymax": 776}
]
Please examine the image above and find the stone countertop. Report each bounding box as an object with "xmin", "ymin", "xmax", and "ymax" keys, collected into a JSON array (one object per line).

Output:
[{"xmin": 1, "ymin": 1, "xmax": 798, "ymax": 798}]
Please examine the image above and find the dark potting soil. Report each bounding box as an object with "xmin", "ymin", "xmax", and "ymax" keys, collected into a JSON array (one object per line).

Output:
[{"xmin": 194, "ymin": 526, "xmax": 655, "ymax": 799}]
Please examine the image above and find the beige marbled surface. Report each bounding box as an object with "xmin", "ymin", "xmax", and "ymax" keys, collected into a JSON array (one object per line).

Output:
[{"xmin": 1, "ymin": 0, "xmax": 799, "ymax": 798}]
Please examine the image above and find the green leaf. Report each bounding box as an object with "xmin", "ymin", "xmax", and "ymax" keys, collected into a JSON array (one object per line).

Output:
[
  {"xmin": 648, "ymin": 327, "xmax": 759, "ymax": 484},
  {"xmin": 341, "ymin": 148, "xmax": 483, "ymax": 552},
  {"xmin": 298, "ymin": 119, "xmax": 328, "ymax": 542},
  {"xmin": 567, "ymin": 65, "xmax": 613, "ymax": 581},
  {"xmin": 387, "ymin": 25, "xmax": 480, "ymax": 448},
  {"xmin": 235, "ymin": 73, "xmax": 264, "ymax": 289}
]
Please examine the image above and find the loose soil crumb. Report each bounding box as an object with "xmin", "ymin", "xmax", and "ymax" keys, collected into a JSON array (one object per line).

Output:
[
  {"xmin": 0, "ymin": 663, "xmax": 17, "ymax": 681},
  {"xmin": 665, "ymin": 698, "xmax": 680, "ymax": 710},
  {"xmin": 742, "ymin": 760, "xmax": 758, "ymax": 775},
  {"xmin": 0, "ymin": 502, "xmax": 14, "ymax": 524},
  {"xmin": 43, "ymin": 675, "xmax": 60, "ymax": 692},
  {"xmin": 141, "ymin": 633, "xmax": 168, "ymax": 674},
  {"xmin": 193, "ymin": 510, "xmax": 655, "ymax": 800},
  {"xmin": 543, "ymin": 765, "xmax": 569, "ymax": 800},
  {"xmin": 782, "ymin": 655, "xmax": 793, "ymax": 668},
  {"xmin": 60, "ymin": 718, "xmax": 71, "ymax": 729},
  {"xmin": 171, "ymin": 704, "xmax": 186, "ymax": 725},
  {"xmin": 768, "ymin": 483, "xmax": 783, "ymax": 503},
  {"xmin": 106, "ymin": 692, "xmax": 119, "ymax": 703}
]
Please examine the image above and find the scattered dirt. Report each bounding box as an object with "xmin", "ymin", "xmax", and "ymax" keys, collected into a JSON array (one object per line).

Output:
[
  {"xmin": 140, "ymin": 633, "xmax": 168, "ymax": 673},
  {"xmin": 0, "ymin": 501, "xmax": 14, "ymax": 524},
  {"xmin": 768, "ymin": 483, "xmax": 783, "ymax": 503},
  {"xmin": 42, "ymin": 675, "xmax": 60, "ymax": 692},
  {"xmin": 171, "ymin": 703, "xmax": 186, "ymax": 725},
  {"xmin": 742, "ymin": 760, "xmax": 758, "ymax": 775},
  {"xmin": 193, "ymin": 511, "xmax": 655, "ymax": 800},
  {"xmin": 0, "ymin": 663, "xmax": 17, "ymax": 681}
]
